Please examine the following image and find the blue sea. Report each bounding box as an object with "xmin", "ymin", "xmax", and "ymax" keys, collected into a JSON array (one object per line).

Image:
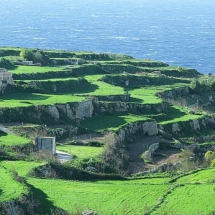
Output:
[{"xmin": 1, "ymin": 0, "xmax": 215, "ymax": 74}]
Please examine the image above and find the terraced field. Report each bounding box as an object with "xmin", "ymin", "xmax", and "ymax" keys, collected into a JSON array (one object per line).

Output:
[{"xmin": 1, "ymin": 47, "xmax": 215, "ymax": 214}]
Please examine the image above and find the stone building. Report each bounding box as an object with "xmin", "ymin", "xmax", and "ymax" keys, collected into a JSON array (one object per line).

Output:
[
  {"xmin": 35, "ymin": 137, "xmax": 56, "ymax": 154},
  {"xmin": 0, "ymin": 68, "xmax": 13, "ymax": 90}
]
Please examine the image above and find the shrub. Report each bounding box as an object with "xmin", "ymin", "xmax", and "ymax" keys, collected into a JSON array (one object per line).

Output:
[
  {"xmin": 204, "ymin": 150, "xmax": 215, "ymax": 162},
  {"xmin": 0, "ymin": 57, "xmax": 13, "ymax": 69},
  {"xmin": 86, "ymin": 141, "xmax": 104, "ymax": 147},
  {"xmin": 210, "ymin": 159, "xmax": 215, "ymax": 167}
]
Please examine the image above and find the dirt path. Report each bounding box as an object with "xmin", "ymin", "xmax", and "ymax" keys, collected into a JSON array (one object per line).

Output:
[
  {"xmin": 127, "ymin": 136, "xmax": 163, "ymax": 175},
  {"xmin": 127, "ymin": 136, "xmax": 181, "ymax": 175},
  {"xmin": 56, "ymin": 150, "xmax": 72, "ymax": 163}
]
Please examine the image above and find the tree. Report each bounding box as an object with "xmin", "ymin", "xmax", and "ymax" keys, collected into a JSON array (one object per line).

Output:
[
  {"xmin": 204, "ymin": 150, "xmax": 215, "ymax": 165},
  {"xmin": 20, "ymin": 49, "xmax": 34, "ymax": 61},
  {"xmin": 20, "ymin": 49, "xmax": 50, "ymax": 65},
  {"xmin": 34, "ymin": 50, "xmax": 49, "ymax": 64}
]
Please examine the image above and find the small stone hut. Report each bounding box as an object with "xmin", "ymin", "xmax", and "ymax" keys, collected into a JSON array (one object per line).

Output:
[
  {"xmin": 35, "ymin": 137, "xmax": 56, "ymax": 154},
  {"xmin": 0, "ymin": 68, "xmax": 13, "ymax": 90}
]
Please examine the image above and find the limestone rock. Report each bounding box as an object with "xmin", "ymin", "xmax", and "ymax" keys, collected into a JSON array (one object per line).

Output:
[
  {"xmin": 144, "ymin": 142, "xmax": 159, "ymax": 160},
  {"xmin": 172, "ymin": 123, "xmax": 180, "ymax": 133},
  {"xmin": 142, "ymin": 121, "xmax": 158, "ymax": 136},
  {"xmin": 190, "ymin": 119, "xmax": 200, "ymax": 130},
  {"xmin": 43, "ymin": 105, "xmax": 60, "ymax": 121},
  {"xmin": 209, "ymin": 95, "xmax": 213, "ymax": 102},
  {"xmin": 82, "ymin": 209, "xmax": 96, "ymax": 215},
  {"xmin": 57, "ymin": 104, "xmax": 74, "ymax": 119},
  {"xmin": 75, "ymin": 100, "xmax": 94, "ymax": 119}
]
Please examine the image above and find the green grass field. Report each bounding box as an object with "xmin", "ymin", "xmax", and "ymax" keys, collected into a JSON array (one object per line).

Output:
[
  {"xmin": 9, "ymin": 65, "xmax": 68, "ymax": 74},
  {"xmin": 83, "ymin": 75, "xmax": 125, "ymax": 96},
  {"xmin": 176, "ymin": 168, "xmax": 215, "ymax": 183},
  {"xmin": 1, "ymin": 160, "xmax": 45, "ymax": 177},
  {"xmin": 81, "ymin": 114, "xmax": 150, "ymax": 132},
  {"xmin": 0, "ymin": 48, "xmax": 213, "ymax": 214},
  {"xmin": 56, "ymin": 145, "xmax": 104, "ymax": 159},
  {"xmin": 0, "ymin": 93, "xmax": 85, "ymax": 107},
  {"xmin": 160, "ymin": 105, "xmax": 204, "ymax": 125},
  {"xmin": 0, "ymin": 166, "xmax": 28, "ymax": 202},
  {"xmin": 0, "ymin": 132, "xmax": 31, "ymax": 146},
  {"xmin": 154, "ymin": 184, "xmax": 215, "ymax": 215},
  {"xmin": 27, "ymin": 177, "xmax": 168, "ymax": 214}
]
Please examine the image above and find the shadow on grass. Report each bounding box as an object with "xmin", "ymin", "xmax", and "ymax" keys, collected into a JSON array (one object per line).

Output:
[
  {"xmin": 7, "ymin": 65, "xmax": 18, "ymax": 70},
  {"xmin": 162, "ymin": 106, "xmax": 186, "ymax": 121},
  {"xmin": 129, "ymin": 97, "xmax": 144, "ymax": 103},
  {"xmin": 29, "ymin": 184, "xmax": 65, "ymax": 215},
  {"xmin": 71, "ymin": 83, "xmax": 99, "ymax": 94},
  {"xmin": 0, "ymin": 93, "xmax": 50, "ymax": 101},
  {"xmin": 0, "ymin": 130, "xmax": 7, "ymax": 137},
  {"xmin": 81, "ymin": 115, "xmax": 127, "ymax": 131}
]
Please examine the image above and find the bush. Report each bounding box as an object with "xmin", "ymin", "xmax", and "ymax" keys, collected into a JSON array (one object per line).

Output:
[
  {"xmin": 86, "ymin": 141, "xmax": 104, "ymax": 147},
  {"xmin": 0, "ymin": 57, "xmax": 13, "ymax": 69},
  {"xmin": 20, "ymin": 49, "xmax": 50, "ymax": 65},
  {"xmin": 210, "ymin": 159, "xmax": 215, "ymax": 167}
]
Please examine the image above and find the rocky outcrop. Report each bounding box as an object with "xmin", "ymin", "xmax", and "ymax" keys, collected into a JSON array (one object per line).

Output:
[
  {"xmin": 99, "ymin": 101, "xmax": 169, "ymax": 114},
  {"xmin": 56, "ymin": 104, "xmax": 74, "ymax": 120},
  {"xmin": 116, "ymin": 120, "xmax": 158, "ymax": 143},
  {"xmin": 158, "ymin": 87, "xmax": 190, "ymax": 100},
  {"xmin": 143, "ymin": 142, "xmax": 159, "ymax": 161},
  {"xmin": 0, "ymin": 99, "xmax": 96, "ymax": 125},
  {"xmin": 190, "ymin": 119, "xmax": 200, "ymax": 130},
  {"xmin": 75, "ymin": 100, "xmax": 94, "ymax": 119},
  {"xmin": 160, "ymin": 117, "xmax": 208, "ymax": 136},
  {"xmin": 42, "ymin": 105, "xmax": 60, "ymax": 121},
  {"xmin": 172, "ymin": 123, "xmax": 180, "ymax": 133}
]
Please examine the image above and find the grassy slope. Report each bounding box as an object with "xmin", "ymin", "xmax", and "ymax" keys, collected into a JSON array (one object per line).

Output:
[
  {"xmin": 1, "ymin": 161, "xmax": 215, "ymax": 215},
  {"xmin": 56, "ymin": 145, "xmax": 104, "ymax": 159},
  {"xmin": 27, "ymin": 177, "xmax": 168, "ymax": 214},
  {"xmin": 80, "ymin": 114, "xmax": 150, "ymax": 132},
  {"xmin": 1, "ymin": 48, "xmax": 213, "ymax": 214},
  {"xmin": 0, "ymin": 132, "xmax": 31, "ymax": 146},
  {"xmin": 154, "ymin": 184, "xmax": 215, "ymax": 215},
  {"xmin": 0, "ymin": 93, "xmax": 85, "ymax": 107},
  {"xmin": 0, "ymin": 166, "xmax": 28, "ymax": 202}
]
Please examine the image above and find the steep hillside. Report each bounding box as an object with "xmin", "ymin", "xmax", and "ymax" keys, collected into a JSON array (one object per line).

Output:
[{"xmin": 1, "ymin": 47, "xmax": 215, "ymax": 215}]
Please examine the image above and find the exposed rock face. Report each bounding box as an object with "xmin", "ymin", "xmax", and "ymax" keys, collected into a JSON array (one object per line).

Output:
[
  {"xmin": 75, "ymin": 100, "xmax": 94, "ymax": 119},
  {"xmin": 161, "ymin": 117, "xmax": 210, "ymax": 136},
  {"xmin": 209, "ymin": 95, "xmax": 213, "ymax": 102},
  {"xmin": 144, "ymin": 142, "xmax": 159, "ymax": 161},
  {"xmin": 170, "ymin": 141, "xmax": 184, "ymax": 149},
  {"xmin": 43, "ymin": 105, "xmax": 60, "ymax": 121},
  {"xmin": 98, "ymin": 101, "xmax": 169, "ymax": 114},
  {"xmin": 117, "ymin": 120, "xmax": 158, "ymax": 143},
  {"xmin": 0, "ymin": 200, "xmax": 24, "ymax": 215},
  {"xmin": 159, "ymin": 87, "xmax": 189, "ymax": 100},
  {"xmin": 82, "ymin": 209, "xmax": 96, "ymax": 215},
  {"xmin": 190, "ymin": 119, "xmax": 200, "ymax": 130},
  {"xmin": 57, "ymin": 104, "xmax": 74, "ymax": 120},
  {"xmin": 172, "ymin": 123, "xmax": 180, "ymax": 133},
  {"xmin": 142, "ymin": 121, "xmax": 158, "ymax": 136}
]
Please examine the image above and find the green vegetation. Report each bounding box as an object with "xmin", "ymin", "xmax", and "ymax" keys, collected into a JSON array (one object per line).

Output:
[
  {"xmin": 56, "ymin": 145, "xmax": 104, "ymax": 159},
  {"xmin": 27, "ymin": 177, "xmax": 169, "ymax": 214},
  {"xmin": 0, "ymin": 93, "xmax": 85, "ymax": 107},
  {"xmin": 1, "ymin": 47, "xmax": 215, "ymax": 214},
  {"xmin": 0, "ymin": 131, "xmax": 31, "ymax": 146},
  {"xmin": 0, "ymin": 166, "xmax": 28, "ymax": 202},
  {"xmin": 81, "ymin": 114, "xmax": 150, "ymax": 132},
  {"xmin": 9, "ymin": 65, "xmax": 66, "ymax": 74},
  {"xmin": 154, "ymin": 184, "xmax": 215, "ymax": 215}
]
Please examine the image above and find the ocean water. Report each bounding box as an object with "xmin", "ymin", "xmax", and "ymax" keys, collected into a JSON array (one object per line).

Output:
[{"xmin": 1, "ymin": 0, "xmax": 215, "ymax": 74}]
